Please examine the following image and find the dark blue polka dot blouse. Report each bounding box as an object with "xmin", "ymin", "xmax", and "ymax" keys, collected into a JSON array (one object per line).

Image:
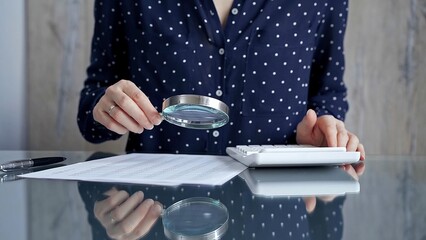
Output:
[{"xmin": 78, "ymin": 0, "xmax": 350, "ymax": 154}]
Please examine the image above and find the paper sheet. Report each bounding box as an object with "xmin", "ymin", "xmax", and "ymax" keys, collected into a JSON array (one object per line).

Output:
[{"xmin": 19, "ymin": 153, "xmax": 247, "ymax": 186}]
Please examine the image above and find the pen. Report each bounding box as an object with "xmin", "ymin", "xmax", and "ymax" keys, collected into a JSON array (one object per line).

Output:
[
  {"xmin": 0, "ymin": 157, "xmax": 66, "ymax": 172},
  {"xmin": 1, "ymin": 170, "xmax": 31, "ymax": 182}
]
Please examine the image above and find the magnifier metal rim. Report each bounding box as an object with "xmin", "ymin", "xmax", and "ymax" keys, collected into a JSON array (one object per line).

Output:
[
  {"xmin": 162, "ymin": 95, "xmax": 229, "ymax": 114},
  {"xmin": 162, "ymin": 197, "xmax": 229, "ymax": 240},
  {"xmin": 161, "ymin": 94, "xmax": 229, "ymax": 129}
]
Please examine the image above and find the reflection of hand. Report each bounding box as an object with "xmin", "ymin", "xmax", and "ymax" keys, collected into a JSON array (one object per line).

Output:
[
  {"xmin": 304, "ymin": 196, "xmax": 338, "ymax": 214},
  {"xmin": 304, "ymin": 161, "xmax": 365, "ymax": 214},
  {"xmin": 94, "ymin": 188, "xmax": 163, "ymax": 240},
  {"xmin": 93, "ymin": 79, "xmax": 163, "ymax": 135}
]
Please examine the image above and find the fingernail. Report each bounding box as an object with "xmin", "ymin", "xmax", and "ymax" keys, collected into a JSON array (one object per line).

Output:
[
  {"xmin": 153, "ymin": 202, "xmax": 164, "ymax": 213},
  {"xmin": 154, "ymin": 114, "xmax": 163, "ymax": 126},
  {"xmin": 135, "ymin": 191, "xmax": 144, "ymax": 199}
]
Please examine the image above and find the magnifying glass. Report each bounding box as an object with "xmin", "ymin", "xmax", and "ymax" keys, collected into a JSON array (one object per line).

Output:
[
  {"xmin": 161, "ymin": 95, "xmax": 229, "ymax": 130},
  {"xmin": 162, "ymin": 197, "xmax": 229, "ymax": 240}
]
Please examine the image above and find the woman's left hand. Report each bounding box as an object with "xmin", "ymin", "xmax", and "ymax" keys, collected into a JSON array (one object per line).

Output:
[{"xmin": 296, "ymin": 109, "xmax": 366, "ymax": 177}]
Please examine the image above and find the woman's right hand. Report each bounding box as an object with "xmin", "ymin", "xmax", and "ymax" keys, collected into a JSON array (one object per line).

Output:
[{"xmin": 93, "ymin": 80, "xmax": 163, "ymax": 134}]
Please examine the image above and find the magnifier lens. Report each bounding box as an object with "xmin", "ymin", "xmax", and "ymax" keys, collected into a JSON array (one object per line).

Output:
[
  {"xmin": 162, "ymin": 95, "xmax": 229, "ymax": 129},
  {"xmin": 162, "ymin": 197, "xmax": 229, "ymax": 240}
]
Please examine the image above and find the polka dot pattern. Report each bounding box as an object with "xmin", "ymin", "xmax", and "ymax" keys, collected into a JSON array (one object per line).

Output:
[{"xmin": 78, "ymin": 0, "xmax": 349, "ymax": 154}]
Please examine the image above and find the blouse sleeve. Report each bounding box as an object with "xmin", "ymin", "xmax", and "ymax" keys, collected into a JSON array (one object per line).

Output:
[
  {"xmin": 77, "ymin": 0, "xmax": 130, "ymax": 143},
  {"xmin": 308, "ymin": 1, "xmax": 349, "ymax": 121}
]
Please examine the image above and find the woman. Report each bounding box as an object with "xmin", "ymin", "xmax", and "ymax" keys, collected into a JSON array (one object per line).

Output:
[{"xmin": 77, "ymin": 0, "xmax": 365, "ymax": 172}]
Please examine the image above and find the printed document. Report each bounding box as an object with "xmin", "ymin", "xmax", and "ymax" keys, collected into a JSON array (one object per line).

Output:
[{"xmin": 19, "ymin": 153, "xmax": 247, "ymax": 186}]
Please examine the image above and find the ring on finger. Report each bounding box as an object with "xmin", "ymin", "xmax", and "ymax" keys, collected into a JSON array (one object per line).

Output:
[
  {"xmin": 109, "ymin": 212, "xmax": 117, "ymax": 225},
  {"xmin": 107, "ymin": 104, "xmax": 117, "ymax": 115}
]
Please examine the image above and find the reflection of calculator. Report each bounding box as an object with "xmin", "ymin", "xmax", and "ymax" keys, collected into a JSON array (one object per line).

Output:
[{"xmin": 239, "ymin": 167, "xmax": 360, "ymax": 197}]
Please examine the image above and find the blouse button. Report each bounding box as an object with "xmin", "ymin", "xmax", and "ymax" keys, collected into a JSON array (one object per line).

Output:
[
  {"xmin": 216, "ymin": 89, "xmax": 223, "ymax": 97},
  {"xmin": 213, "ymin": 130, "xmax": 220, "ymax": 137},
  {"xmin": 218, "ymin": 48, "xmax": 225, "ymax": 55},
  {"xmin": 231, "ymin": 8, "xmax": 239, "ymax": 15}
]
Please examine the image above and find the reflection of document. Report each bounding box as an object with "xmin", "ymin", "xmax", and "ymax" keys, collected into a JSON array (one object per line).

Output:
[{"xmin": 19, "ymin": 154, "xmax": 247, "ymax": 186}]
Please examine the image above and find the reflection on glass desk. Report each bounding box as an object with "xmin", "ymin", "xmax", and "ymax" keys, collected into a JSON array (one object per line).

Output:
[
  {"xmin": 1, "ymin": 151, "xmax": 426, "ymax": 240},
  {"xmin": 239, "ymin": 167, "xmax": 360, "ymax": 197}
]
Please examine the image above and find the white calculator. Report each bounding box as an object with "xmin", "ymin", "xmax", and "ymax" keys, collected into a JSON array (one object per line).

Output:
[{"xmin": 226, "ymin": 144, "xmax": 360, "ymax": 167}]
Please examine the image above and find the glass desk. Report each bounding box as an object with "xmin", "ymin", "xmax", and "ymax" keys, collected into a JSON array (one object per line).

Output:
[{"xmin": 1, "ymin": 151, "xmax": 425, "ymax": 240}]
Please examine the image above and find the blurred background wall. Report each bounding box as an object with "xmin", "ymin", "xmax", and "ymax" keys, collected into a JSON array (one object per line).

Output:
[
  {"xmin": 0, "ymin": 0, "xmax": 26, "ymax": 150},
  {"xmin": 0, "ymin": 0, "xmax": 425, "ymax": 155},
  {"xmin": 344, "ymin": 0, "xmax": 426, "ymax": 155}
]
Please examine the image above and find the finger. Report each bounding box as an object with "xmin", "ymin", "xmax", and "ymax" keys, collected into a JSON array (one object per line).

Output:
[
  {"xmin": 317, "ymin": 195, "xmax": 337, "ymax": 203},
  {"xmin": 300, "ymin": 109, "xmax": 317, "ymax": 129},
  {"xmin": 103, "ymin": 187, "xmax": 119, "ymax": 197},
  {"xmin": 124, "ymin": 202, "xmax": 163, "ymax": 240},
  {"xmin": 93, "ymin": 102, "xmax": 129, "ymax": 135},
  {"xmin": 120, "ymin": 81, "xmax": 163, "ymax": 126},
  {"xmin": 109, "ymin": 199, "xmax": 156, "ymax": 237},
  {"xmin": 317, "ymin": 116, "xmax": 338, "ymax": 147},
  {"xmin": 108, "ymin": 105, "xmax": 148, "ymax": 134},
  {"xmin": 304, "ymin": 197, "xmax": 317, "ymax": 214},
  {"xmin": 97, "ymin": 110, "xmax": 129, "ymax": 135},
  {"xmin": 335, "ymin": 121, "xmax": 348, "ymax": 147},
  {"xmin": 346, "ymin": 132, "xmax": 360, "ymax": 152},
  {"xmin": 94, "ymin": 190, "xmax": 130, "ymax": 225},
  {"xmin": 343, "ymin": 164, "xmax": 359, "ymax": 181},
  {"xmin": 357, "ymin": 143, "xmax": 366, "ymax": 160},
  {"xmin": 103, "ymin": 84, "xmax": 148, "ymax": 133},
  {"xmin": 109, "ymin": 191, "xmax": 144, "ymax": 226},
  {"xmin": 351, "ymin": 141, "xmax": 366, "ymax": 176},
  {"xmin": 95, "ymin": 190, "xmax": 130, "ymax": 217},
  {"xmin": 353, "ymin": 161, "xmax": 366, "ymax": 176},
  {"xmin": 296, "ymin": 109, "xmax": 318, "ymax": 145},
  {"xmin": 108, "ymin": 83, "xmax": 156, "ymax": 130}
]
